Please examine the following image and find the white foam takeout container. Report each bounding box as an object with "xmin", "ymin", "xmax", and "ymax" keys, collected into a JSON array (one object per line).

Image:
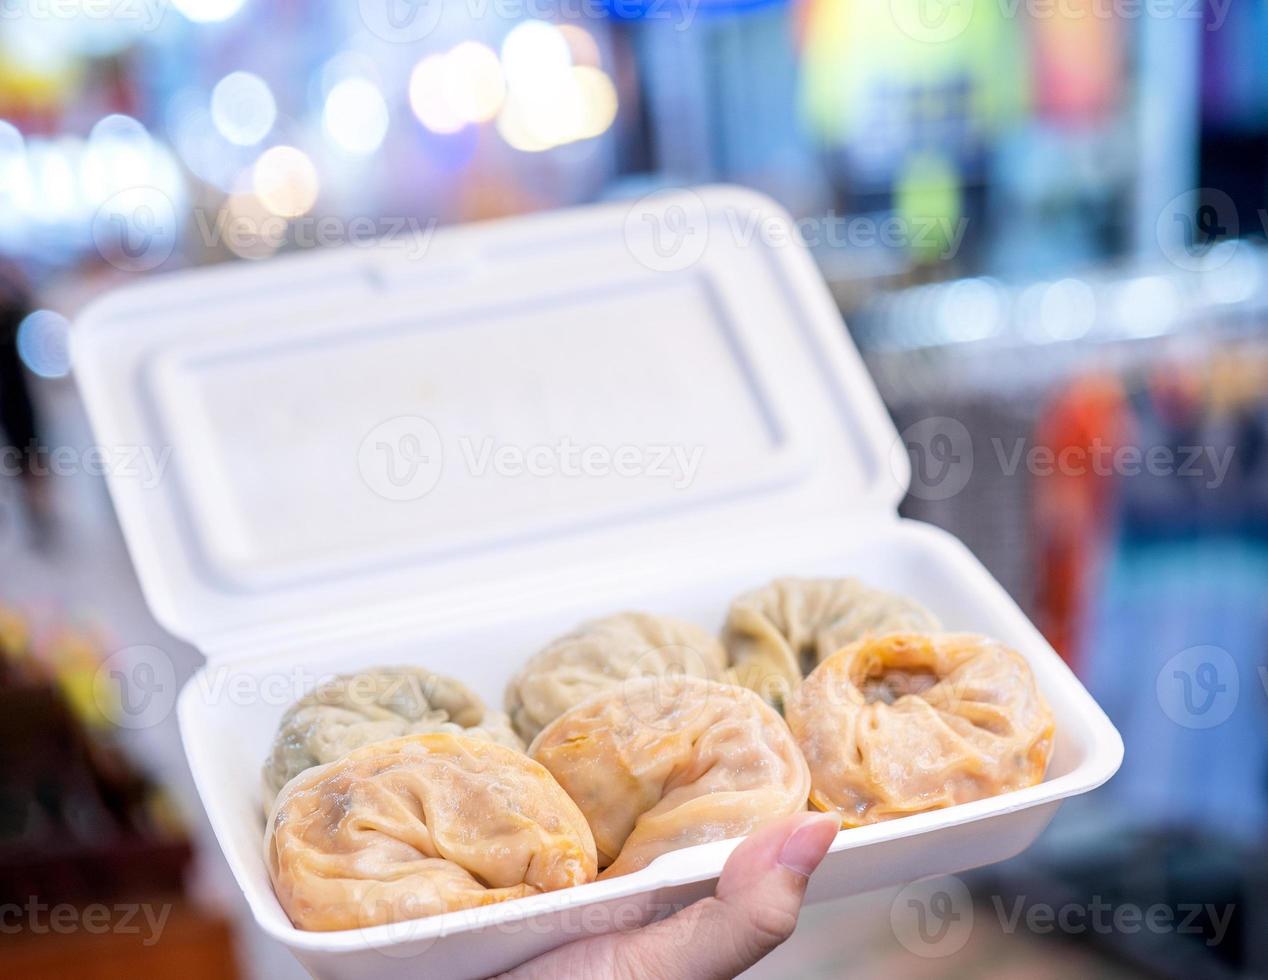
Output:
[{"xmin": 72, "ymin": 186, "xmax": 1123, "ymax": 979}]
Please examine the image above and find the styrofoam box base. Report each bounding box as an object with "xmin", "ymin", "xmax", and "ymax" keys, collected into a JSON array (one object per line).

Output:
[{"xmin": 178, "ymin": 517, "xmax": 1122, "ymax": 980}]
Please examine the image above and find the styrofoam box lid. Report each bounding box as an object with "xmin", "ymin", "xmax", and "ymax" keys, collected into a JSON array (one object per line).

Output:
[{"xmin": 72, "ymin": 186, "xmax": 907, "ymax": 657}]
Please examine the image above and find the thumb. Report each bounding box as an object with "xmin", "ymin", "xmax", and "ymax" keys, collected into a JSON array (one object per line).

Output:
[
  {"xmin": 704, "ymin": 810, "xmax": 841, "ymax": 970},
  {"xmin": 613, "ymin": 811, "xmax": 842, "ymax": 979},
  {"xmin": 496, "ymin": 811, "xmax": 839, "ymax": 980}
]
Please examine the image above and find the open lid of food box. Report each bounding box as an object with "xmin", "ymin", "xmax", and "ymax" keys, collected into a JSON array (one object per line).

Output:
[{"xmin": 71, "ymin": 186, "xmax": 908, "ymax": 657}]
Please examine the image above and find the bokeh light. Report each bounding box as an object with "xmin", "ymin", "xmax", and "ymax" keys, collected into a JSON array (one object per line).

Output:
[
  {"xmin": 252, "ymin": 145, "xmax": 319, "ymax": 218},
  {"xmin": 570, "ymin": 66, "xmax": 618, "ymax": 141},
  {"xmin": 16, "ymin": 310, "xmax": 72, "ymax": 379},
  {"xmin": 322, "ymin": 78, "xmax": 389, "ymax": 155},
  {"xmin": 443, "ymin": 42, "xmax": 505, "ymax": 125},
  {"xmin": 166, "ymin": 90, "xmax": 245, "ymax": 192},
  {"xmin": 494, "ymin": 23, "xmax": 617, "ymax": 152},
  {"xmin": 409, "ymin": 55, "xmax": 465, "ymax": 136},
  {"xmin": 211, "ymin": 71, "xmax": 277, "ymax": 147},
  {"xmin": 82, "ymin": 116, "xmax": 153, "ymax": 205},
  {"xmin": 500, "ymin": 20, "xmax": 571, "ymax": 92},
  {"xmin": 170, "ymin": 0, "xmax": 247, "ymax": 23},
  {"xmin": 0, "ymin": 121, "xmax": 31, "ymax": 232},
  {"xmin": 222, "ymin": 192, "xmax": 286, "ymax": 259},
  {"xmin": 27, "ymin": 140, "xmax": 80, "ymax": 221}
]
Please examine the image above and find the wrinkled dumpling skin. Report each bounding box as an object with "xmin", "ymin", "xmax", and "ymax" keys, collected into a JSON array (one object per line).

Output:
[
  {"xmin": 505, "ymin": 612, "xmax": 728, "ymax": 743},
  {"xmin": 723, "ymin": 577, "xmax": 941, "ymax": 709},
  {"xmin": 263, "ymin": 666, "xmax": 523, "ymax": 804},
  {"xmin": 266, "ymin": 733, "xmax": 597, "ymax": 931},
  {"xmin": 531, "ymin": 676, "xmax": 811, "ymax": 879},
  {"xmin": 786, "ymin": 632, "xmax": 1055, "ymax": 827}
]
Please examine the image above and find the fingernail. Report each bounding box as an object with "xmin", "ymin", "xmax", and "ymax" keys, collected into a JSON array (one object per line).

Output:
[{"xmin": 777, "ymin": 813, "xmax": 839, "ymax": 878}]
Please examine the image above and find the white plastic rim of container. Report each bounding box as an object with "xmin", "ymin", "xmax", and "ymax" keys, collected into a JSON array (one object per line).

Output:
[{"xmin": 71, "ymin": 185, "xmax": 1124, "ymax": 980}]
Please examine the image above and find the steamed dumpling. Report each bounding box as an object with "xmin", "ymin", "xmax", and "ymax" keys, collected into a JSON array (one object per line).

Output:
[
  {"xmin": 263, "ymin": 666, "xmax": 522, "ymax": 803},
  {"xmin": 723, "ymin": 577, "xmax": 940, "ymax": 709},
  {"xmin": 504, "ymin": 612, "xmax": 728, "ymax": 743},
  {"xmin": 531, "ymin": 675, "xmax": 811, "ymax": 879},
  {"xmin": 786, "ymin": 632, "xmax": 1054, "ymax": 827},
  {"xmin": 266, "ymin": 733, "xmax": 596, "ymax": 931}
]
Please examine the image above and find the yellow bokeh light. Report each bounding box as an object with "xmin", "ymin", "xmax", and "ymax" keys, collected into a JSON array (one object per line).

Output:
[
  {"xmin": 443, "ymin": 42, "xmax": 505, "ymax": 124},
  {"xmin": 495, "ymin": 98, "xmax": 553, "ymax": 153},
  {"xmin": 496, "ymin": 66, "xmax": 618, "ymax": 152},
  {"xmin": 252, "ymin": 145, "xmax": 319, "ymax": 218},
  {"xmin": 222, "ymin": 192, "xmax": 285, "ymax": 260},
  {"xmin": 409, "ymin": 55, "xmax": 465, "ymax": 135},
  {"xmin": 571, "ymin": 66, "xmax": 618, "ymax": 141}
]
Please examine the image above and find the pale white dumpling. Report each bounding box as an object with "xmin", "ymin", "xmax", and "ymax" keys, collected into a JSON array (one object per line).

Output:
[
  {"xmin": 262, "ymin": 665, "xmax": 522, "ymax": 804},
  {"xmin": 505, "ymin": 612, "xmax": 728, "ymax": 743},
  {"xmin": 724, "ymin": 577, "xmax": 940, "ymax": 709}
]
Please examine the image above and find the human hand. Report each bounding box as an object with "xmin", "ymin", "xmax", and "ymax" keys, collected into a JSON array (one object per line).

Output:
[{"xmin": 496, "ymin": 811, "xmax": 840, "ymax": 980}]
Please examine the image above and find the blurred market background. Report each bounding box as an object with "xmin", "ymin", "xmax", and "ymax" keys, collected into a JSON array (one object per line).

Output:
[{"xmin": 2, "ymin": 0, "xmax": 1267, "ymax": 977}]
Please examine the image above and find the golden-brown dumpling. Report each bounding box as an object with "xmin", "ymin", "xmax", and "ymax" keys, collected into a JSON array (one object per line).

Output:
[
  {"xmin": 505, "ymin": 612, "xmax": 728, "ymax": 743},
  {"xmin": 786, "ymin": 632, "xmax": 1054, "ymax": 827},
  {"xmin": 266, "ymin": 733, "xmax": 597, "ymax": 932},
  {"xmin": 531, "ymin": 675, "xmax": 811, "ymax": 879},
  {"xmin": 723, "ymin": 577, "xmax": 940, "ymax": 709},
  {"xmin": 262, "ymin": 666, "xmax": 523, "ymax": 804}
]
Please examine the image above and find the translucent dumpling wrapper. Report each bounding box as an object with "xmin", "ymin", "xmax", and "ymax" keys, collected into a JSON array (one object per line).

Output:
[
  {"xmin": 723, "ymin": 577, "xmax": 941, "ymax": 710},
  {"xmin": 266, "ymin": 733, "xmax": 597, "ymax": 932},
  {"xmin": 262, "ymin": 666, "xmax": 523, "ymax": 804},
  {"xmin": 786, "ymin": 632, "xmax": 1055, "ymax": 827},
  {"xmin": 531, "ymin": 675, "xmax": 811, "ymax": 879},
  {"xmin": 505, "ymin": 612, "xmax": 728, "ymax": 743}
]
